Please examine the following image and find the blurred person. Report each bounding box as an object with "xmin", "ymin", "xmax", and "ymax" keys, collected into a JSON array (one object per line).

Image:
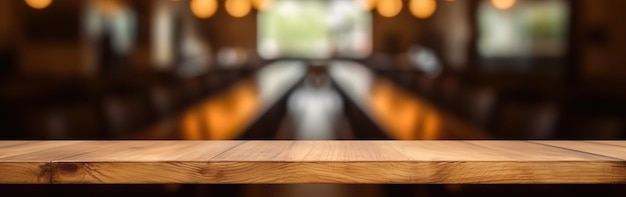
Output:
[
  {"xmin": 84, "ymin": 0, "xmax": 137, "ymax": 74},
  {"xmin": 287, "ymin": 64, "xmax": 343, "ymax": 140}
]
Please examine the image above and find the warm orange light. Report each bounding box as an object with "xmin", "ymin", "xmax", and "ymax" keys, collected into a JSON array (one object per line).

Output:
[
  {"xmin": 359, "ymin": 0, "xmax": 377, "ymax": 10},
  {"xmin": 422, "ymin": 112, "xmax": 442, "ymax": 140},
  {"xmin": 491, "ymin": 0, "xmax": 516, "ymax": 10},
  {"xmin": 25, "ymin": 0, "xmax": 53, "ymax": 9},
  {"xmin": 205, "ymin": 82, "xmax": 259, "ymax": 140},
  {"xmin": 410, "ymin": 0, "xmax": 437, "ymax": 19},
  {"xmin": 182, "ymin": 112, "xmax": 203, "ymax": 140},
  {"xmin": 226, "ymin": 0, "xmax": 251, "ymax": 18},
  {"xmin": 377, "ymin": 0, "xmax": 402, "ymax": 18},
  {"xmin": 370, "ymin": 80, "xmax": 421, "ymax": 140},
  {"xmin": 190, "ymin": 0, "xmax": 218, "ymax": 19},
  {"xmin": 251, "ymin": 0, "xmax": 273, "ymax": 11}
]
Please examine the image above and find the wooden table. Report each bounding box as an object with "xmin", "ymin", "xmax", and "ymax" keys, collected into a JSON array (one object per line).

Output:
[
  {"xmin": 1, "ymin": 140, "xmax": 625, "ymax": 184},
  {"xmin": 127, "ymin": 61, "xmax": 307, "ymax": 140},
  {"xmin": 329, "ymin": 61, "xmax": 488, "ymax": 140}
]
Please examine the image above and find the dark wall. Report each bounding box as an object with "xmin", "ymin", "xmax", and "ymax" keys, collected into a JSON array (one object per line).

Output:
[{"xmin": 200, "ymin": 2, "xmax": 258, "ymax": 56}]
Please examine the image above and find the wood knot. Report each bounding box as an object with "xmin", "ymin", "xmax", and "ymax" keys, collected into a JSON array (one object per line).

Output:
[{"xmin": 58, "ymin": 163, "xmax": 80, "ymax": 173}]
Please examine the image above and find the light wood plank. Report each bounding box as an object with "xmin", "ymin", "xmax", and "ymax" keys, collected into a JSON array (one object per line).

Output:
[
  {"xmin": 589, "ymin": 141, "xmax": 626, "ymax": 148},
  {"xmin": 0, "ymin": 141, "xmax": 83, "ymax": 159},
  {"xmin": 0, "ymin": 141, "xmax": 242, "ymax": 184},
  {"xmin": 202, "ymin": 141, "xmax": 625, "ymax": 183},
  {"xmin": 1, "ymin": 141, "xmax": 625, "ymax": 184},
  {"xmin": 532, "ymin": 141, "xmax": 626, "ymax": 160},
  {"xmin": 212, "ymin": 141, "xmax": 411, "ymax": 161},
  {"xmin": 51, "ymin": 141, "xmax": 243, "ymax": 161},
  {"xmin": 53, "ymin": 141, "xmax": 626, "ymax": 184},
  {"xmin": 50, "ymin": 141, "xmax": 243, "ymax": 183},
  {"xmin": 213, "ymin": 141, "xmax": 612, "ymax": 162},
  {"xmin": 0, "ymin": 141, "xmax": 39, "ymax": 149},
  {"xmin": 0, "ymin": 141, "xmax": 74, "ymax": 184}
]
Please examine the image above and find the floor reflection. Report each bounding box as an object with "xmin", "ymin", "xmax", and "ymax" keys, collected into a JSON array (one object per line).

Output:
[{"xmin": 288, "ymin": 68, "xmax": 343, "ymax": 140}]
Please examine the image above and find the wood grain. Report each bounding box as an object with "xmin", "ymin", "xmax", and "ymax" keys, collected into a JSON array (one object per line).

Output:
[
  {"xmin": 532, "ymin": 141, "xmax": 626, "ymax": 160},
  {"xmin": 1, "ymin": 141, "xmax": 626, "ymax": 184},
  {"xmin": 0, "ymin": 141, "xmax": 69, "ymax": 184},
  {"xmin": 0, "ymin": 162, "xmax": 50, "ymax": 184}
]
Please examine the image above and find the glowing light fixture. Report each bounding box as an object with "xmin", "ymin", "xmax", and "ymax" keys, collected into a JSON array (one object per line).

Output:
[
  {"xmin": 377, "ymin": 0, "xmax": 402, "ymax": 18},
  {"xmin": 491, "ymin": 0, "xmax": 516, "ymax": 10},
  {"xmin": 25, "ymin": 0, "xmax": 53, "ymax": 9},
  {"xmin": 190, "ymin": 0, "xmax": 218, "ymax": 19},
  {"xmin": 410, "ymin": 0, "xmax": 437, "ymax": 19},
  {"xmin": 251, "ymin": 0, "xmax": 273, "ymax": 11},
  {"xmin": 226, "ymin": 0, "xmax": 251, "ymax": 18}
]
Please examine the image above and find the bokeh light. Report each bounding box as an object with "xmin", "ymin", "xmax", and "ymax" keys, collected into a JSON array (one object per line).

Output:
[
  {"xmin": 24, "ymin": 0, "xmax": 53, "ymax": 9},
  {"xmin": 190, "ymin": 0, "xmax": 218, "ymax": 19},
  {"xmin": 410, "ymin": 0, "xmax": 437, "ymax": 19},
  {"xmin": 377, "ymin": 0, "xmax": 402, "ymax": 18},
  {"xmin": 226, "ymin": 0, "xmax": 251, "ymax": 18},
  {"xmin": 491, "ymin": 0, "xmax": 516, "ymax": 10},
  {"xmin": 251, "ymin": 0, "xmax": 274, "ymax": 11}
]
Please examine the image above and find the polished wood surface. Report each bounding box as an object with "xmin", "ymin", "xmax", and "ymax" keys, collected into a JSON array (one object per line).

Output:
[
  {"xmin": 1, "ymin": 140, "xmax": 625, "ymax": 184},
  {"xmin": 330, "ymin": 61, "xmax": 488, "ymax": 140}
]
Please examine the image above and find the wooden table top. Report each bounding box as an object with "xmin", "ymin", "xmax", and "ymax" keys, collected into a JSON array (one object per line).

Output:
[{"xmin": 1, "ymin": 140, "xmax": 625, "ymax": 184}]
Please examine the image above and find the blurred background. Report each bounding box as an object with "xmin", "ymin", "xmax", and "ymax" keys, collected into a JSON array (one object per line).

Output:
[{"xmin": 1, "ymin": 0, "xmax": 625, "ymax": 196}]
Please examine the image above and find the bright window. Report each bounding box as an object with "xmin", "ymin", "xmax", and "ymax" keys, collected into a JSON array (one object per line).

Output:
[
  {"xmin": 477, "ymin": 0, "xmax": 569, "ymax": 58},
  {"xmin": 257, "ymin": 0, "xmax": 372, "ymax": 59}
]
